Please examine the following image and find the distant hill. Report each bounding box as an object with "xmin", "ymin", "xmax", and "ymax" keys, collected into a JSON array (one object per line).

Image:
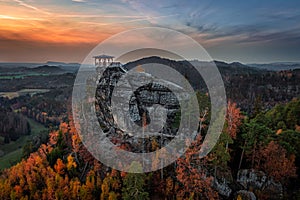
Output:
[
  {"xmin": 0, "ymin": 57, "xmax": 299, "ymax": 114},
  {"xmin": 31, "ymin": 65, "xmax": 66, "ymax": 74},
  {"xmin": 2, "ymin": 60, "xmax": 300, "ymax": 72},
  {"xmin": 123, "ymin": 56, "xmax": 265, "ymax": 92},
  {"xmin": 46, "ymin": 61, "xmax": 80, "ymax": 73},
  {"xmin": 123, "ymin": 56, "xmax": 300, "ymax": 113},
  {"xmin": 201, "ymin": 60, "xmax": 264, "ymax": 74},
  {"xmin": 0, "ymin": 62, "xmax": 43, "ymax": 68},
  {"xmin": 0, "ymin": 62, "xmax": 80, "ymax": 73},
  {"xmin": 248, "ymin": 62, "xmax": 300, "ymax": 71},
  {"xmin": 0, "ymin": 65, "xmax": 66, "ymax": 75},
  {"xmin": 124, "ymin": 56, "xmax": 263, "ymax": 74}
]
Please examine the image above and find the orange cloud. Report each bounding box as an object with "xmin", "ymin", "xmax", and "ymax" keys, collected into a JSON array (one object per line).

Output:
[
  {"xmin": 0, "ymin": 1, "xmax": 145, "ymax": 46},
  {"xmin": 0, "ymin": 0, "xmax": 185, "ymax": 62}
]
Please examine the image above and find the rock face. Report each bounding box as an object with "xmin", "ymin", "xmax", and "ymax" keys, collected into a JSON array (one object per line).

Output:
[
  {"xmin": 213, "ymin": 177, "xmax": 232, "ymax": 197},
  {"xmin": 237, "ymin": 169, "xmax": 283, "ymax": 199},
  {"xmin": 211, "ymin": 168, "xmax": 234, "ymax": 197},
  {"xmin": 237, "ymin": 169, "xmax": 267, "ymax": 190},
  {"xmin": 94, "ymin": 63, "xmax": 186, "ymax": 152},
  {"xmin": 95, "ymin": 63, "xmax": 126, "ymax": 130}
]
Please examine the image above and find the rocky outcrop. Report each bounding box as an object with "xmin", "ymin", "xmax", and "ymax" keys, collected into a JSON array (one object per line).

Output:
[
  {"xmin": 212, "ymin": 169, "xmax": 284, "ymax": 199},
  {"xmin": 237, "ymin": 169, "xmax": 283, "ymax": 199},
  {"xmin": 212, "ymin": 169, "xmax": 234, "ymax": 197},
  {"xmin": 213, "ymin": 177, "xmax": 232, "ymax": 197},
  {"xmin": 237, "ymin": 169, "xmax": 267, "ymax": 189},
  {"xmin": 94, "ymin": 63, "xmax": 188, "ymax": 152}
]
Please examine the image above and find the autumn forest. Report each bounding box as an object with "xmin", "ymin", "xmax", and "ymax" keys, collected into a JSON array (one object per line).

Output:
[{"xmin": 0, "ymin": 57, "xmax": 299, "ymax": 200}]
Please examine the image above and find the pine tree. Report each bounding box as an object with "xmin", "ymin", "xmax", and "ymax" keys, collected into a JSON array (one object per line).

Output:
[{"xmin": 122, "ymin": 162, "xmax": 149, "ymax": 200}]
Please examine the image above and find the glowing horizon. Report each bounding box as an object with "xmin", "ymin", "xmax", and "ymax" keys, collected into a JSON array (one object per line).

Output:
[{"xmin": 1, "ymin": 0, "xmax": 300, "ymax": 63}]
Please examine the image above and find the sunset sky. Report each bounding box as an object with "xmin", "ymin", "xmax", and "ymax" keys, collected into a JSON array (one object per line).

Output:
[{"xmin": 1, "ymin": 0, "xmax": 300, "ymax": 63}]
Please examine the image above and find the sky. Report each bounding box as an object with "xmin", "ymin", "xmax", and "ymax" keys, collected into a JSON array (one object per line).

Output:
[{"xmin": 0, "ymin": 0, "xmax": 300, "ymax": 63}]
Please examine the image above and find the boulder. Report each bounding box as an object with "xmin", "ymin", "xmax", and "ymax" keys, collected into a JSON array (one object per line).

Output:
[
  {"xmin": 237, "ymin": 169, "xmax": 267, "ymax": 189},
  {"xmin": 237, "ymin": 169, "xmax": 283, "ymax": 199},
  {"xmin": 213, "ymin": 177, "xmax": 232, "ymax": 197},
  {"xmin": 212, "ymin": 169, "xmax": 234, "ymax": 197}
]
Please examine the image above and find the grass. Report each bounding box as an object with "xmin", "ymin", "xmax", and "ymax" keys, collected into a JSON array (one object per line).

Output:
[
  {"xmin": 0, "ymin": 89, "xmax": 50, "ymax": 99},
  {"xmin": 0, "ymin": 92, "xmax": 19, "ymax": 99},
  {"xmin": 0, "ymin": 136, "xmax": 4, "ymax": 144},
  {"xmin": 0, "ymin": 73, "xmax": 49, "ymax": 80},
  {"xmin": 0, "ymin": 117, "xmax": 48, "ymax": 170},
  {"xmin": 0, "ymin": 149, "xmax": 22, "ymax": 169}
]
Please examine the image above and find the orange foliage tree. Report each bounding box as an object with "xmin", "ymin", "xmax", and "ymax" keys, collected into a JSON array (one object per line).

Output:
[
  {"xmin": 176, "ymin": 135, "xmax": 219, "ymax": 199},
  {"xmin": 255, "ymin": 141, "xmax": 297, "ymax": 183},
  {"xmin": 225, "ymin": 100, "xmax": 243, "ymax": 139}
]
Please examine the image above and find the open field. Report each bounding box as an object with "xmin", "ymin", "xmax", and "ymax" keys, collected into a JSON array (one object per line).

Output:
[
  {"xmin": 0, "ymin": 73, "xmax": 49, "ymax": 80},
  {"xmin": 0, "ymin": 89, "xmax": 50, "ymax": 99},
  {"xmin": 0, "ymin": 117, "xmax": 48, "ymax": 169}
]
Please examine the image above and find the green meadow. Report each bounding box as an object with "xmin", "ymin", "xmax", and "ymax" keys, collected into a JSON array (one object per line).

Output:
[{"xmin": 0, "ymin": 118, "xmax": 48, "ymax": 169}]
